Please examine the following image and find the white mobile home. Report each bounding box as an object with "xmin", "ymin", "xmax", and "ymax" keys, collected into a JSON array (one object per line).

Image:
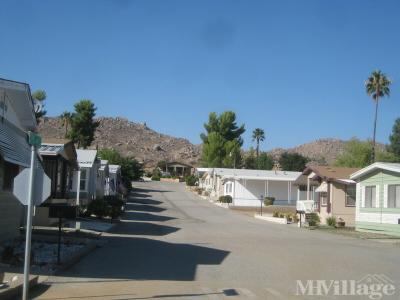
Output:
[
  {"xmin": 0, "ymin": 78, "xmax": 37, "ymax": 241},
  {"xmin": 222, "ymin": 169, "xmax": 301, "ymax": 206},
  {"xmin": 200, "ymin": 168, "xmax": 301, "ymax": 206},
  {"xmin": 108, "ymin": 164, "xmax": 121, "ymax": 196},
  {"xmin": 97, "ymin": 160, "xmax": 109, "ymax": 198},
  {"xmin": 72, "ymin": 149, "xmax": 100, "ymax": 203}
]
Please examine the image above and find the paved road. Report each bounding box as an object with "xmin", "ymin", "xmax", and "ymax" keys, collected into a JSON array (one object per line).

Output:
[{"xmin": 31, "ymin": 181, "xmax": 400, "ymax": 299}]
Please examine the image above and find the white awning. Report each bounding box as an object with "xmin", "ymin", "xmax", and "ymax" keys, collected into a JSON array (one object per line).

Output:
[{"xmin": 315, "ymin": 182, "xmax": 328, "ymax": 193}]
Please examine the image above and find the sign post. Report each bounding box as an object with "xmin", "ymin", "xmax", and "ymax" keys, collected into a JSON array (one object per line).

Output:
[{"xmin": 22, "ymin": 132, "xmax": 41, "ymax": 300}]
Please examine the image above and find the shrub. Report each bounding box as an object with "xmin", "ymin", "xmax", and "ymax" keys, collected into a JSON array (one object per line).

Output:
[
  {"xmin": 104, "ymin": 196, "xmax": 124, "ymax": 219},
  {"xmin": 145, "ymin": 171, "xmax": 153, "ymax": 177},
  {"xmin": 185, "ymin": 175, "xmax": 198, "ymax": 186},
  {"xmin": 196, "ymin": 188, "xmax": 204, "ymax": 195},
  {"xmin": 291, "ymin": 213, "xmax": 299, "ymax": 223},
  {"xmin": 264, "ymin": 197, "xmax": 275, "ymax": 206},
  {"xmin": 278, "ymin": 212, "xmax": 285, "ymax": 218},
  {"xmin": 308, "ymin": 213, "xmax": 321, "ymax": 227},
  {"xmin": 219, "ymin": 195, "xmax": 233, "ymax": 203},
  {"xmin": 87, "ymin": 199, "xmax": 110, "ymax": 218},
  {"xmin": 272, "ymin": 211, "xmax": 279, "ymax": 218},
  {"xmin": 151, "ymin": 174, "xmax": 161, "ymax": 181},
  {"xmin": 203, "ymin": 190, "xmax": 210, "ymax": 197},
  {"xmin": 326, "ymin": 216, "xmax": 337, "ymax": 227}
]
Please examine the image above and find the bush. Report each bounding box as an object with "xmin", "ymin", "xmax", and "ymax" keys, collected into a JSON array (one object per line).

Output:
[
  {"xmin": 291, "ymin": 213, "xmax": 299, "ymax": 223},
  {"xmin": 185, "ymin": 175, "xmax": 198, "ymax": 186},
  {"xmin": 145, "ymin": 171, "xmax": 153, "ymax": 177},
  {"xmin": 218, "ymin": 195, "xmax": 233, "ymax": 203},
  {"xmin": 264, "ymin": 197, "xmax": 275, "ymax": 206},
  {"xmin": 308, "ymin": 213, "xmax": 321, "ymax": 227},
  {"xmin": 326, "ymin": 216, "xmax": 337, "ymax": 227},
  {"xmin": 105, "ymin": 195, "xmax": 124, "ymax": 219},
  {"xmin": 87, "ymin": 199, "xmax": 109, "ymax": 218},
  {"xmin": 272, "ymin": 211, "xmax": 279, "ymax": 218},
  {"xmin": 151, "ymin": 174, "xmax": 161, "ymax": 181},
  {"xmin": 278, "ymin": 212, "xmax": 285, "ymax": 218}
]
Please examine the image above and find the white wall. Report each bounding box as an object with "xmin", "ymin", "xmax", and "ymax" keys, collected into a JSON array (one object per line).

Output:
[
  {"xmin": 224, "ymin": 179, "xmax": 297, "ymax": 207},
  {"xmin": 71, "ymin": 166, "xmax": 98, "ymax": 201}
]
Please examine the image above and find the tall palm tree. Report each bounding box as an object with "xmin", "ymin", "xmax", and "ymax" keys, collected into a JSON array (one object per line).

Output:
[
  {"xmin": 60, "ymin": 111, "xmax": 73, "ymax": 138},
  {"xmin": 365, "ymin": 70, "xmax": 392, "ymax": 162},
  {"xmin": 252, "ymin": 128, "xmax": 265, "ymax": 160}
]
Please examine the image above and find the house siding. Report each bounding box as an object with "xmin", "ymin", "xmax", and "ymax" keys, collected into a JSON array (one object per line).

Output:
[
  {"xmin": 331, "ymin": 182, "xmax": 355, "ymax": 226},
  {"xmin": 0, "ymin": 192, "xmax": 24, "ymax": 242}
]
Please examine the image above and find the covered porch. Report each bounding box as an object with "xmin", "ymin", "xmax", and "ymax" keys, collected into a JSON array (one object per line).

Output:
[{"xmin": 223, "ymin": 176, "xmax": 298, "ymax": 207}]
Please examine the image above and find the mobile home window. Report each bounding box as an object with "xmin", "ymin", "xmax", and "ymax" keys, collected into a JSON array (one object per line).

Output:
[
  {"xmin": 364, "ymin": 186, "xmax": 376, "ymax": 208},
  {"xmin": 320, "ymin": 192, "xmax": 328, "ymax": 206},
  {"xmin": 226, "ymin": 182, "xmax": 232, "ymax": 194},
  {"xmin": 388, "ymin": 185, "xmax": 400, "ymax": 208},
  {"xmin": 80, "ymin": 169, "xmax": 87, "ymax": 191},
  {"xmin": 345, "ymin": 185, "xmax": 356, "ymax": 207}
]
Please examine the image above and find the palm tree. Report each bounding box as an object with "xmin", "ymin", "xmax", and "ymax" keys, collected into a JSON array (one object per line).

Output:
[
  {"xmin": 60, "ymin": 111, "xmax": 73, "ymax": 138},
  {"xmin": 365, "ymin": 70, "xmax": 392, "ymax": 162},
  {"xmin": 252, "ymin": 128, "xmax": 265, "ymax": 160}
]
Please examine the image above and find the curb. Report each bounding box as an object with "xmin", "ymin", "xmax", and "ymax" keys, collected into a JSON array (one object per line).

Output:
[
  {"xmin": 0, "ymin": 242, "xmax": 97, "ymax": 299},
  {"xmin": 0, "ymin": 275, "xmax": 39, "ymax": 300},
  {"xmin": 52, "ymin": 241, "xmax": 98, "ymax": 275}
]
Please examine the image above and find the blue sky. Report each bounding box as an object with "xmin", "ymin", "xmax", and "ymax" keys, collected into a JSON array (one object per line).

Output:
[{"xmin": 1, "ymin": 0, "xmax": 399, "ymax": 151}]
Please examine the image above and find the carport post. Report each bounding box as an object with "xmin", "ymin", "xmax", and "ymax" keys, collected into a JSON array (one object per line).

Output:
[{"xmin": 76, "ymin": 169, "xmax": 81, "ymax": 230}]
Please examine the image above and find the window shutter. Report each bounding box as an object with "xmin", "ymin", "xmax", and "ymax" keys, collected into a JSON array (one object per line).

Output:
[
  {"xmin": 361, "ymin": 186, "xmax": 366, "ymax": 208},
  {"xmin": 375, "ymin": 185, "xmax": 380, "ymax": 208},
  {"xmin": 383, "ymin": 184, "xmax": 388, "ymax": 208}
]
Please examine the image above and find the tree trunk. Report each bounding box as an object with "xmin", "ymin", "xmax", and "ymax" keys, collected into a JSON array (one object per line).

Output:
[{"xmin": 371, "ymin": 97, "xmax": 379, "ymax": 163}]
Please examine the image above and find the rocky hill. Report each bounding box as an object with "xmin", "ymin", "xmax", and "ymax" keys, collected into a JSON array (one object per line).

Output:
[
  {"xmin": 268, "ymin": 138, "xmax": 347, "ymax": 165},
  {"xmin": 38, "ymin": 117, "xmax": 201, "ymax": 168},
  {"xmin": 39, "ymin": 116, "xmax": 379, "ymax": 168}
]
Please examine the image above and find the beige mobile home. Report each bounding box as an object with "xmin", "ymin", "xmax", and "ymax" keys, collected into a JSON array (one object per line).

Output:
[{"xmin": 296, "ymin": 166, "xmax": 360, "ymax": 226}]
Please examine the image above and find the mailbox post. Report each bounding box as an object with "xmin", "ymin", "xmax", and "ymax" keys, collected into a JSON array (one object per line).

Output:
[{"xmin": 259, "ymin": 195, "xmax": 264, "ymax": 216}]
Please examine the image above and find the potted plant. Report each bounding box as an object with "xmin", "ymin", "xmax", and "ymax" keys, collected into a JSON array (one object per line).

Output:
[{"xmin": 337, "ymin": 217, "xmax": 346, "ymax": 228}]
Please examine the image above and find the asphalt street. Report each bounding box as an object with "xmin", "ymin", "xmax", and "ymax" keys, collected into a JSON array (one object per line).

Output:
[{"xmin": 31, "ymin": 181, "xmax": 400, "ymax": 299}]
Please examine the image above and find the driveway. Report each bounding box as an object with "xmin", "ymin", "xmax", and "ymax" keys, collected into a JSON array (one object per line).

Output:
[{"xmin": 31, "ymin": 181, "xmax": 400, "ymax": 299}]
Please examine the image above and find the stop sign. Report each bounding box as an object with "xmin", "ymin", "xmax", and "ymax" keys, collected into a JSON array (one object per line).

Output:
[{"xmin": 13, "ymin": 167, "xmax": 51, "ymax": 206}]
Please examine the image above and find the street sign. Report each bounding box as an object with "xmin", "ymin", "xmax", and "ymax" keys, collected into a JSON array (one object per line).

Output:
[
  {"xmin": 28, "ymin": 131, "xmax": 41, "ymax": 147},
  {"xmin": 13, "ymin": 166, "xmax": 51, "ymax": 205}
]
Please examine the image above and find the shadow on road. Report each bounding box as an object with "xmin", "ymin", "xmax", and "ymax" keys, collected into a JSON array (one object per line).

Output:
[
  {"xmin": 124, "ymin": 204, "xmax": 166, "ymax": 213},
  {"xmin": 127, "ymin": 198, "xmax": 163, "ymax": 206},
  {"xmin": 109, "ymin": 221, "xmax": 180, "ymax": 236},
  {"xmin": 123, "ymin": 211, "xmax": 176, "ymax": 222}
]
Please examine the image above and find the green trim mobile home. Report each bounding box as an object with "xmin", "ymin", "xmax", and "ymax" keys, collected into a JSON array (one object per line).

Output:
[{"xmin": 350, "ymin": 163, "xmax": 400, "ymax": 237}]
